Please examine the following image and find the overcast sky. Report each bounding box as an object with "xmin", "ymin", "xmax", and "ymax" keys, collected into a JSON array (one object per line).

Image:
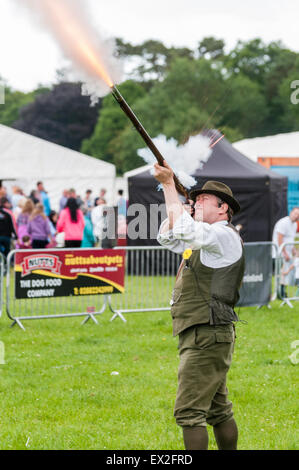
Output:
[{"xmin": 1, "ymin": 0, "xmax": 298, "ymax": 92}]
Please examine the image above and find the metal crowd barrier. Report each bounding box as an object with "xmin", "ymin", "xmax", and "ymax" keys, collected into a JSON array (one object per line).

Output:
[
  {"xmin": 108, "ymin": 242, "xmax": 279, "ymax": 321},
  {"xmin": 272, "ymin": 242, "xmax": 280, "ymax": 303},
  {"xmin": 6, "ymin": 249, "xmax": 108, "ymax": 330},
  {"xmin": 4, "ymin": 242, "xmax": 281, "ymax": 328},
  {"xmin": 0, "ymin": 252, "xmax": 5, "ymax": 318},
  {"xmin": 276, "ymin": 242, "xmax": 299, "ymax": 308},
  {"xmin": 107, "ymin": 246, "xmax": 181, "ymax": 322}
]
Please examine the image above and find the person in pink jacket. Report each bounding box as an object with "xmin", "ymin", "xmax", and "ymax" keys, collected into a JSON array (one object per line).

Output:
[{"xmin": 57, "ymin": 198, "xmax": 84, "ymax": 248}]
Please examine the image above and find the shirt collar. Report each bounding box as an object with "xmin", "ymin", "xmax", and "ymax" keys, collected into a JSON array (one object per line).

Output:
[{"xmin": 212, "ymin": 220, "xmax": 228, "ymax": 226}]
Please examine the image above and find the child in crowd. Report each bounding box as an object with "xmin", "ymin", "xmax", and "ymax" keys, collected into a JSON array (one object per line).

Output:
[
  {"xmin": 28, "ymin": 203, "xmax": 52, "ymax": 249},
  {"xmin": 18, "ymin": 235, "xmax": 32, "ymax": 250},
  {"xmin": 281, "ymin": 247, "xmax": 299, "ymax": 296},
  {"xmin": 293, "ymin": 249, "xmax": 299, "ymax": 296},
  {"xmin": 16, "ymin": 198, "xmax": 34, "ymax": 249}
]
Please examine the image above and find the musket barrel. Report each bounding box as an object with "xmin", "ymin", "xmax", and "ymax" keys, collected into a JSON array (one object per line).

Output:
[{"xmin": 110, "ymin": 85, "xmax": 189, "ymax": 199}]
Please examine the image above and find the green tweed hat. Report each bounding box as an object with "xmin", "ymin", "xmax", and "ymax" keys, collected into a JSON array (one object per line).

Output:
[{"xmin": 189, "ymin": 180, "xmax": 241, "ymax": 214}]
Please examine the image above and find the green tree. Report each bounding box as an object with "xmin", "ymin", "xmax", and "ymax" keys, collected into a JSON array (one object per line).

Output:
[
  {"xmin": 218, "ymin": 74, "xmax": 268, "ymax": 137},
  {"xmin": 198, "ymin": 37, "xmax": 225, "ymax": 59},
  {"xmin": 276, "ymin": 57, "xmax": 299, "ymax": 131},
  {"xmin": 217, "ymin": 126, "xmax": 244, "ymax": 143},
  {"xmin": 115, "ymin": 38, "xmax": 194, "ymax": 83},
  {"xmin": 103, "ymin": 58, "xmax": 226, "ymax": 173},
  {"xmin": 223, "ymin": 39, "xmax": 299, "ymax": 135},
  {"xmin": 81, "ymin": 80, "xmax": 146, "ymax": 164},
  {"xmin": 137, "ymin": 57, "xmax": 225, "ymax": 143},
  {"xmin": 109, "ymin": 125, "xmax": 146, "ymax": 174},
  {"xmin": 224, "ymin": 38, "xmax": 273, "ymax": 85},
  {"xmin": 263, "ymin": 46, "xmax": 299, "ymax": 134},
  {"xmin": 13, "ymin": 82, "xmax": 99, "ymax": 151},
  {"xmin": 264, "ymin": 45, "xmax": 297, "ymax": 101},
  {"xmin": 0, "ymin": 82, "xmax": 47, "ymax": 127}
]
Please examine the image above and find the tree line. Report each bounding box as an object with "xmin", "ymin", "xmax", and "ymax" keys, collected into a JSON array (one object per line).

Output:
[{"xmin": 1, "ymin": 37, "xmax": 299, "ymax": 174}]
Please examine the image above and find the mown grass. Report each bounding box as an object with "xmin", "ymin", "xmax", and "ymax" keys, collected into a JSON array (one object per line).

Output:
[{"xmin": 0, "ymin": 284, "xmax": 298, "ymax": 450}]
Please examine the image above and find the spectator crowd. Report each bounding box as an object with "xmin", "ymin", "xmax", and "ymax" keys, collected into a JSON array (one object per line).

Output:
[{"xmin": 0, "ymin": 182, "xmax": 127, "ymax": 259}]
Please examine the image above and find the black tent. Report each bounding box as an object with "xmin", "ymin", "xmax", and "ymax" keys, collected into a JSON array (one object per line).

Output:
[{"xmin": 127, "ymin": 133, "xmax": 288, "ymax": 245}]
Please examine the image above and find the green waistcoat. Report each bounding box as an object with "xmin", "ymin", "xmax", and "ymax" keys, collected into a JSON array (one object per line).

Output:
[{"xmin": 170, "ymin": 227, "xmax": 245, "ymax": 336}]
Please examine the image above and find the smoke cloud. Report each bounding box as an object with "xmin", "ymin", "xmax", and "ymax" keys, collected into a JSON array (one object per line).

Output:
[
  {"xmin": 14, "ymin": 0, "xmax": 123, "ymax": 103},
  {"xmin": 137, "ymin": 134, "xmax": 212, "ymax": 189}
]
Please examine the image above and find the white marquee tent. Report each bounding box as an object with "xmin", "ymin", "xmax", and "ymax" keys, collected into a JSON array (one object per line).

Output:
[
  {"xmin": 0, "ymin": 124, "xmax": 116, "ymax": 210},
  {"xmin": 232, "ymin": 131, "xmax": 299, "ymax": 161}
]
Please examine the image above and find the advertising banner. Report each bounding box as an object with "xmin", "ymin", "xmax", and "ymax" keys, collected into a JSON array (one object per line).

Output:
[
  {"xmin": 237, "ymin": 244, "xmax": 273, "ymax": 307},
  {"xmin": 14, "ymin": 249, "xmax": 125, "ymax": 299}
]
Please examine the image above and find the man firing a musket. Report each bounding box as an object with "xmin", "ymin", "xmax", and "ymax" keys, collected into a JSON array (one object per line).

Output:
[
  {"xmin": 15, "ymin": 0, "xmax": 247, "ymax": 453},
  {"xmin": 154, "ymin": 160, "xmax": 245, "ymax": 451}
]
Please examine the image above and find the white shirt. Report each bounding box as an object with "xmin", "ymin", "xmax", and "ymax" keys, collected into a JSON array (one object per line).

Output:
[
  {"xmin": 272, "ymin": 216, "xmax": 297, "ymax": 257},
  {"xmin": 91, "ymin": 205, "xmax": 105, "ymax": 238},
  {"xmin": 157, "ymin": 211, "xmax": 242, "ymax": 269}
]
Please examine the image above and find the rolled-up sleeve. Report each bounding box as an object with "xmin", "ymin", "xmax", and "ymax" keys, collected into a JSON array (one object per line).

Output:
[{"xmin": 157, "ymin": 219, "xmax": 187, "ymax": 254}]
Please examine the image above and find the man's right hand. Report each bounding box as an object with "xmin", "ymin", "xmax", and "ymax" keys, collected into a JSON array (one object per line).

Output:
[{"xmin": 153, "ymin": 160, "xmax": 174, "ymax": 186}]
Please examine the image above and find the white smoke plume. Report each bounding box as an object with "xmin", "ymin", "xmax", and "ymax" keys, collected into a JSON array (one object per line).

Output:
[
  {"xmin": 13, "ymin": 0, "xmax": 123, "ymax": 103},
  {"xmin": 137, "ymin": 134, "xmax": 213, "ymax": 190}
]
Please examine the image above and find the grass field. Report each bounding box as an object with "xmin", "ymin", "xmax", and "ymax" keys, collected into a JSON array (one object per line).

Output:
[{"xmin": 0, "ymin": 281, "xmax": 298, "ymax": 450}]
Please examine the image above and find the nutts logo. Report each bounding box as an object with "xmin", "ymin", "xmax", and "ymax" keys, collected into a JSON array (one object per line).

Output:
[{"xmin": 21, "ymin": 255, "xmax": 62, "ymax": 277}]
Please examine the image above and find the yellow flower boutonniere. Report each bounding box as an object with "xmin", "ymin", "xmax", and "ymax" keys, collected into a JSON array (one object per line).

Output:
[{"xmin": 183, "ymin": 248, "xmax": 192, "ymax": 260}]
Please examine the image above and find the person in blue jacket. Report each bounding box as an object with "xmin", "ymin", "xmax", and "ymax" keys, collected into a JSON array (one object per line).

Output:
[
  {"xmin": 37, "ymin": 181, "xmax": 51, "ymax": 217},
  {"xmin": 81, "ymin": 207, "xmax": 95, "ymax": 247}
]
